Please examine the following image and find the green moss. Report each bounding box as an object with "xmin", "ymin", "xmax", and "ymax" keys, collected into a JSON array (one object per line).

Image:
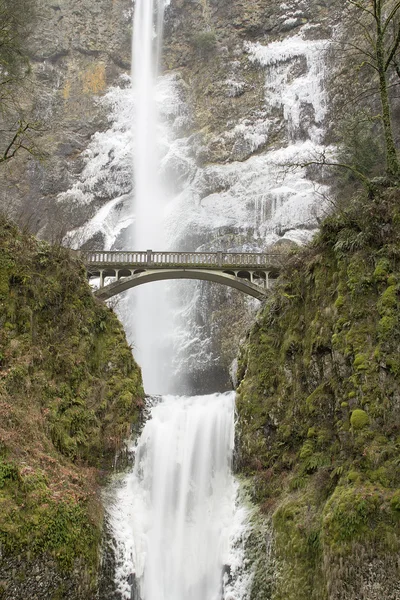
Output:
[
  {"xmin": 322, "ymin": 484, "xmax": 399, "ymax": 553},
  {"xmin": 299, "ymin": 440, "xmax": 314, "ymax": 459},
  {"xmin": 353, "ymin": 353, "xmax": 368, "ymax": 370},
  {"xmin": 236, "ymin": 188, "xmax": 400, "ymax": 598},
  {"xmin": 350, "ymin": 409, "xmax": 369, "ymax": 429},
  {"xmin": 379, "ymin": 285, "xmax": 397, "ymax": 311},
  {"xmin": 0, "ymin": 463, "xmax": 100, "ymax": 571},
  {"xmin": 378, "ymin": 314, "xmax": 398, "ymax": 339},
  {"xmin": 0, "ymin": 217, "xmax": 144, "ymax": 577},
  {"xmin": 273, "ymin": 494, "xmax": 326, "ymax": 600},
  {"xmin": 334, "ymin": 294, "xmax": 345, "ymax": 309},
  {"xmin": 373, "ymin": 258, "xmax": 391, "ymax": 281},
  {"xmin": 191, "ymin": 30, "xmax": 217, "ymax": 55},
  {"xmin": 0, "ymin": 458, "xmax": 19, "ymax": 487},
  {"xmin": 391, "ymin": 491, "xmax": 400, "ymax": 511}
]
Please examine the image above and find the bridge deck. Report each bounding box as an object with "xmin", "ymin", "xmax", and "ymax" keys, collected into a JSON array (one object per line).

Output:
[
  {"xmin": 78, "ymin": 250, "xmax": 284, "ymax": 300},
  {"xmin": 78, "ymin": 250, "xmax": 284, "ymax": 270}
]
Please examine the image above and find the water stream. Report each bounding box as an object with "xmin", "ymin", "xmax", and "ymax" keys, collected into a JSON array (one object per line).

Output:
[
  {"xmin": 129, "ymin": 0, "xmax": 171, "ymax": 395},
  {"xmin": 108, "ymin": 393, "xmax": 249, "ymax": 600},
  {"xmin": 96, "ymin": 0, "xmax": 333, "ymax": 595}
]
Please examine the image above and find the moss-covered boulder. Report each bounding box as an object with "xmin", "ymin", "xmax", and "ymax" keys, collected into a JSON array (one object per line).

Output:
[
  {"xmin": 236, "ymin": 188, "xmax": 400, "ymax": 600},
  {"xmin": 0, "ymin": 216, "xmax": 144, "ymax": 599}
]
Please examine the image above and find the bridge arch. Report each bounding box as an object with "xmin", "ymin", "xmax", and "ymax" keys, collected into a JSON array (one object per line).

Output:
[{"xmin": 93, "ymin": 269, "xmax": 274, "ymax": 301}]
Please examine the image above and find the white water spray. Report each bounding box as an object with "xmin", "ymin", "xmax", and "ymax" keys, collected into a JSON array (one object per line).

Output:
[
  {"xmin": 107, "ymin": 7, "xmax": 251, "ymax": 597},
  {"xmin": 106, "ymin": 4, "xmax": 254, "ymax": 599},
  {"xmin": 109, "ymin": 393, "xmax": 249, "ymax": 600}
]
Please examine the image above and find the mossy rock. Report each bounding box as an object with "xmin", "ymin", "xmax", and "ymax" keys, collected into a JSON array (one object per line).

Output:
[
  {"xmin": 236, "ymin": 188, "xmax": 400, "ymax": 598},
  {"xmin": 350, "ymin": 409, "xmax": 369, "ymax": 430},
  {"xmin": 0, "ymin": 217, "xmax": 144, "ymax": 580}
]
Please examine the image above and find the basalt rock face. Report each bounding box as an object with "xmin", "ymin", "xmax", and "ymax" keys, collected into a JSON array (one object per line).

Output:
[
  {"xmin": 163, "ymin": 0, "xmax": 337, "ymax": 162},
  {"xmin": 2, "ymin": 0, "xmax": 132, "ymax": 240},
  {"xmin": 160, "ymin": 0, "xmax": 342, "ymax": 392}
]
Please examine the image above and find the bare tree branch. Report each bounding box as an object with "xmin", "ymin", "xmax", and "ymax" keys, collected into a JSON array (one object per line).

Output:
[
  {"xmin": 348, "ymin": 0, "xmax": 376, "ymax": 18},
  {"xmin": 382, "ymin": 0, "xmax": 400, "ymax": 33},
  {"xmin": 0, "ymin": 121, "xmax": 45, "ymax": 164}
]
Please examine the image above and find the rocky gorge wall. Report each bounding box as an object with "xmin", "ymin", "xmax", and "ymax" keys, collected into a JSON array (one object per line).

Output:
[
  {"xmin": 160, "ymin": 0, "xmax": 342, "ymax": 389},
  {"xmin": 0, "ymin": 217, "xmax": 144, "ymax": 599},
  {"xmin": 236, "ymin": 187, "xmax": 400, "ymax": 600}
]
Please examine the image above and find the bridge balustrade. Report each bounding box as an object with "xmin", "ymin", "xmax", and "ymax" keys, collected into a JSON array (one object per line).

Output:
[
  {"xmin": 77, "ymin": 249, "xmax": 284, "ymax": 300},
  {"xmin": 79, "ymin": 250, "xmax": 282, "ymax": 269}
]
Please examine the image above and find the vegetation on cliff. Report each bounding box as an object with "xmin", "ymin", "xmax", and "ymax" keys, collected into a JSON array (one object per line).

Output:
[
  {"xmin": 0, "ymin": 216, "xmax": 143, "ymax": 593},
  {"xmin": 236, "ymin": 187, "xmax": 400, "ymax": 599}
]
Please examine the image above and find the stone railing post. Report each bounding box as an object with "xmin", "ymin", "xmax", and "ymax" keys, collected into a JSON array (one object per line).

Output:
[
  {"xmin": 146, "ymin": 249, "xmax": 152, "ymax": 266},
  {"xmin": 217, "ymin": 251, "xmax": 222, "ymax": 267}
]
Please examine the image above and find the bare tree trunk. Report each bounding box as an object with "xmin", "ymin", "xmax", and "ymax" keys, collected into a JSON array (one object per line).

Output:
[
  {"xmin": 375, "ymin": 1, "xmax": 400, "ymax": 178},
  {"xmin": 378, "ymin": 66, "xmax": 399, "ymax": 177}
]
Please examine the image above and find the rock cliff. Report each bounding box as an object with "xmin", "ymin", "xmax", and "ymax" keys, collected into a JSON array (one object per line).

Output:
[
  {"xmin": 0, "ymin": 217, "xmax": 144, "ymax": 599},
  {"xmin": 2, "ymin": 0, "xmax": 132, "ymax": 240},
  {"xmin": 236, "ymin": 186, "xmax": 400, "ymax": 599}
]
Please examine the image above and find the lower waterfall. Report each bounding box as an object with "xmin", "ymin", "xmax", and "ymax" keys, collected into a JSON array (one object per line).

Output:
[{"xmin": 106, "ymin": 391, "xmax": 250, "ymax": 600}]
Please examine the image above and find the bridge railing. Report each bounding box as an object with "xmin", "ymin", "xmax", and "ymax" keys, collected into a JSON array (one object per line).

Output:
[{"xmin": 78, "ymin": 250, "xmax": 284, "ymax": 268}]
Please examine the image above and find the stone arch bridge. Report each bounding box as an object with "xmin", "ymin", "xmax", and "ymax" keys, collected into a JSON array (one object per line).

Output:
[{"xmin": 78, "ymin": 250, "xmax": 284, "ymax": 301}]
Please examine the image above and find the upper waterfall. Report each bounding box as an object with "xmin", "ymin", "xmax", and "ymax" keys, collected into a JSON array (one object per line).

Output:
[
  {"xmin": 129, "ymin": 0, "xmax": 173, "ymax": 394},
  {"xmin": 60, "ymin": 0, "xmax": 334, "ymax": 392},
  {"xmin": 132, "ymin": 0, "xmax": 166, "ymax": 249}
]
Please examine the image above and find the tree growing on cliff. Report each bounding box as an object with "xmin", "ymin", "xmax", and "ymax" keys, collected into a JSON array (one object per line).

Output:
[
  {"xmin": 289, "ymin": 0, "xmax": 400, "ymax": 197},
  {"xmin": 340, "ymin": 0, "xmax": 400, "ymax": 179},
  {"xmin": 0, "ymin": 0, "xmax": 38, "ymax": 164}
]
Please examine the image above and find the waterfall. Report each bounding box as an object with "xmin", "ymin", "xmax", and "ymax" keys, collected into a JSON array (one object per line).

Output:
[
  {"xmin": 62, "ymin": 3, "xmax": 332, "ymax": 391},
  {"xmin": 132, "ymin": 0, "xmax": 165, "ymax": 249},
  {"xmin": 109, "ymin": 393, "xmax": 243, "ymax": 600},
  {"xmin": 128, "ymin": 0, "xmax": 172, "ymax": 395},
  {"xmin": 101, "ymin": 4, "xmax": 251, "ymax": 600},
  {"xmin": 60, "ymin": 11, "xmax": 333, "ymax": 595}
]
